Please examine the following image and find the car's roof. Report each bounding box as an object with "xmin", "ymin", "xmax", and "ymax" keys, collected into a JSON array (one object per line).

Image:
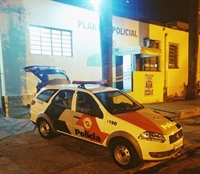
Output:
[{"xmin": 42, "ymin": 84, "xmax": 119, "ymax": 93}]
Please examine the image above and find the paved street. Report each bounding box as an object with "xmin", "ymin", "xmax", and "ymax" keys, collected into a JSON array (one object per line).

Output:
[
  {"xmin": 0, "ymin": 130, "xmax": 125, "ymax": 174},
  {"xmin": 0, "ymin": 99, "xmax": 200, "ymax": 173},
  {"xmin": 0, "ymin": 116, "xmax": 200, "ymax": 174}
]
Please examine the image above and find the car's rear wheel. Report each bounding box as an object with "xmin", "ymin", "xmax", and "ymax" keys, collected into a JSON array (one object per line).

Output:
[
  {"xmin": 110, "ymin": 138, "xmax": 140, "ymax": 169},
  {"xmin": 38, "ymin": 119, "xmax": 55, "ymax": 139}
]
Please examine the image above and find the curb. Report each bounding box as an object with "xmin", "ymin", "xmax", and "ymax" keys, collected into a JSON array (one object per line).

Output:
[
  {"xmin": 146, "ymin": 107, "xmax": 200, "ymax": 120},
  {"xmin": 179, "ymin": 107, "xmax": 200, "ymax": 119}
]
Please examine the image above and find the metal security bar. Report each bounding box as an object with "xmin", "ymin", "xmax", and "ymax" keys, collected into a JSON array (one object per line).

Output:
[{"xmin": 29, "ymin": 25, "xmax": 72, "ymax": 57}]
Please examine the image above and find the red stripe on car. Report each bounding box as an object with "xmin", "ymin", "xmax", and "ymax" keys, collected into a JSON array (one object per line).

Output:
[
  {"xmin": 76, "ymin": 114, "xmax": 109, "ymax": 143},
  {"xmin": 115, "ymin": 112, "xmax": 163, "ymax": 134}
]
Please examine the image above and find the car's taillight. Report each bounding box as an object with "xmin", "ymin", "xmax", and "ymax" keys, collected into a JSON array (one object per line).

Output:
[{"xmin": 31, "ymin": 99, "xmax": 36, "ymax": 105}]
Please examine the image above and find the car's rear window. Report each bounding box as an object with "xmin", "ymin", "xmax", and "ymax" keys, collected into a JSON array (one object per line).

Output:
[
  {"xmin": 36, "ymin": 89, "xmax": 58, "ymax": 102},
  {"xmin": 38, "ymin": 73, "xmax": 70, "ymax": 81}
]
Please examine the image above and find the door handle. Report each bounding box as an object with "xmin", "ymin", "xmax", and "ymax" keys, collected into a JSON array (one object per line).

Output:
[{"xmin": 74, "ymin": 116, "xmax": 80, "ymax": 119}]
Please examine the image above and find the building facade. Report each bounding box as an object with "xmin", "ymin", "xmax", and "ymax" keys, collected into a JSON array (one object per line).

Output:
[{"xmin": 0, "ymin": 0, "xmax": 199, "ymax": 116}]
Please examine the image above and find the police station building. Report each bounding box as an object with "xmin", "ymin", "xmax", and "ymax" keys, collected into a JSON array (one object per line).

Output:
[{"xmin": 0, "ymin": 0, "xmax": 199, "ymax": 116}]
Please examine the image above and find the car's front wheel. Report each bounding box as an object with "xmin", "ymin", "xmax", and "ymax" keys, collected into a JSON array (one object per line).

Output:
[
  {"xmin": 37, "ymin": 119, "xmax": 55, "ymax": 139},
  {"xmin": 110, "ymin": 138, "xmax": 140, "ymax": 169}
]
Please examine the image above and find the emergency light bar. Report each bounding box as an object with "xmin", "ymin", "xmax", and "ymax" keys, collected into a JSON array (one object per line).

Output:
[{"xmin": 72, "ymin": 79, "xmax": 107, "ymax": 85}]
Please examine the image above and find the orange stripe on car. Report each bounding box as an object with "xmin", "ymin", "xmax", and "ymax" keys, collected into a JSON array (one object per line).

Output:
[{"xmin": 115, "ymin": 112, "xmax": 163, "ymax": 134}]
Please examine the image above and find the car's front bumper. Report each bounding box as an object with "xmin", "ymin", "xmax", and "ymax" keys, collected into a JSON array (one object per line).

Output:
[{"xmin": 139, "ymin": 137, "xmax": 184, "ymax": 161}]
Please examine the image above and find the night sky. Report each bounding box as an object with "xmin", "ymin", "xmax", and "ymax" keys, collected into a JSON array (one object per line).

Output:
[
  {"xmin": 54, "ymin": 0, "xmax": 190, "ymax": 24},
  {"xmin": 146, "ymin": 0, "xmax": 190, "ymax": 23}
]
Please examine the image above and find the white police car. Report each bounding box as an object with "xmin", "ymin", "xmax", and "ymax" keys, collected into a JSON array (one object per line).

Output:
[{"xmin": 30, "ymin": 80, "xmax": 183, "ymax": 169}]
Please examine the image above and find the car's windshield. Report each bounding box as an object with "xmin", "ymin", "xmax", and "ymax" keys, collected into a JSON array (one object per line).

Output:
[{"xmin": 95, "ymin": 90, "xmax": 143, "ymax": 114}]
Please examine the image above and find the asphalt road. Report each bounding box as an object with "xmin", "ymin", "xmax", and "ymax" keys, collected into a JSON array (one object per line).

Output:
[
  {"xmin": 0, "ymin": 129, "xmax": 178, "ymax": 174},
  {"xmin": 0, "ymin": 130, "xmax": 126, "ymax": 174},
  {"xmin": 1, "ymin": 116, "xmax": 200, "ymax": 174}
]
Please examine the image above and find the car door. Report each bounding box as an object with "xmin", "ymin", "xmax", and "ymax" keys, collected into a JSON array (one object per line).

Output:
[
  {"xmin": 45, "ymin": 89, "xmax": 74, "ymax": 134},
  {"xmin": 72, "ymin": 91, "xmax": 109, "ymax": 144}
]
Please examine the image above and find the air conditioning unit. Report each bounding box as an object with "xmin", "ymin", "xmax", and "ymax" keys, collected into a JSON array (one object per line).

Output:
[{"xmin": 144, "ymin": 38, "xmax": 150, "ymax": 47}]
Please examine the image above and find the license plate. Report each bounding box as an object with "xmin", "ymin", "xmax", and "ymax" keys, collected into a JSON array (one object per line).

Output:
[{"xmin": 174, "ymin": 140, "xmax": 183, "ymax": 150}]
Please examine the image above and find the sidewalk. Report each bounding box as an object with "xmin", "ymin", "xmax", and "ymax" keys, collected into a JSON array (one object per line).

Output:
[
  {"xmin": 144, "ymin": 99, "xmax": 200, "ymax": 158},
  {"xmin": 143, "ymin": 98, "xmax": 200, "ymax": 119},
  {"xmin": 0, "ymin": 113, "xmax": 35, "ymax": 140}
]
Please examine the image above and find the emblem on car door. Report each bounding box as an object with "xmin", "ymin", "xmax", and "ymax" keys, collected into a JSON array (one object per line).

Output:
[{"xmin": 83, "ymin": 117, "xmax": 92, "ymax": 129}]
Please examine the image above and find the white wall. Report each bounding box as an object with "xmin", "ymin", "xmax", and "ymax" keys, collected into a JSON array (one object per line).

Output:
[{"xmin": 23, "ymin": 0, "xmax": 140, "ymax": 95}]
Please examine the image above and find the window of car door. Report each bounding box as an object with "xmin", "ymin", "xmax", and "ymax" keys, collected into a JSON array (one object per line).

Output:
[
  {"xmin": 54, "ymin": 90, "xmax": 74, "ymax": 109},
  {"xmin": 76, "ymin": 92, "xmax": 103, "ymax": 119},
  {"xmin": 45, "ymin": 89, "xmax": 74, "ymax": 119}
]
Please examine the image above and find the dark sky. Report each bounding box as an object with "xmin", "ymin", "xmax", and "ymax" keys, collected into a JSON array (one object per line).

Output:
[
  {"xmin": 147, "ymin": 0, "xmax": 190, "ymax": 23},
  {"xmin": 54, "ymin": 0, "xmax": 190, "ymax": 24}
]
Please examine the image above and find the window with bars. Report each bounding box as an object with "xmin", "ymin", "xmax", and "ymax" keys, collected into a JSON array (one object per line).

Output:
[
  {"xmin": 29, "ymin": 25, "xmax": 72, "ymax": 56},
  {"xmin": 169, "ymin": 44, "xmax": 178, "ymax": 68}
]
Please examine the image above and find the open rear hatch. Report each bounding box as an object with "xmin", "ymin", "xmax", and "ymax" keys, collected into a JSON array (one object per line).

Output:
[{"xmin": 24, "ymin": 65, "xmax": 70, "ymax": 91}]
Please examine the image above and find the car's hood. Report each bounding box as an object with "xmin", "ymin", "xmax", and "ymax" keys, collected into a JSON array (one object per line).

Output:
[
  {"xmin": 114, "ymin": 108, "xmax": 181, "ymax": 134},
  {"xmin": 24, "ymin": 65, "xmax": 70, "ymax": 84}
]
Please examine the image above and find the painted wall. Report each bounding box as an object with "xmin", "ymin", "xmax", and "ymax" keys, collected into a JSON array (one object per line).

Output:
[
  {"xmin": 149, "ymin": 24, "xmax": 188, "ymax": 97},
  {"xmin": 112, "ymin": 16, "xmax": 139, "ymax": 48},
  {"xmin": 0, "ymin": 0, "xmax": 27, "ymax": 96},
  {"xmin": 24, "ymin": 1, "xmax": 140, "ymax": 96},
  {"xmin": 0, "ymin": 0, "xmax": 141, "ymax": 116},
  {"xmin": 24, "ymin": 0, "xmax": 101, "ymax": 93}
]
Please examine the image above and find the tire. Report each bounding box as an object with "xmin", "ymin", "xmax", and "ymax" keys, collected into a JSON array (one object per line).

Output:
[
  {"xmin": 110, "ymin": 138, "xmax": 140, "ymax": 169},
  {"xmin": 37, "ymin": 119, "xmax": 55, "ymax": 139}
]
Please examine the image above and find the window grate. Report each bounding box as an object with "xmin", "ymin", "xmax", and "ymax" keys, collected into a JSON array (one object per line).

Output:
[
  {"xmin": 29, "ymin": 25, "xmax": 72, "ymax": 57},
  {"xmin": 136, "ymin": 57, "xmax": 159, "ymax": 72},
  {"xmin": 169, "ymin": 44, "xmax": 178, "ymax": 68}
]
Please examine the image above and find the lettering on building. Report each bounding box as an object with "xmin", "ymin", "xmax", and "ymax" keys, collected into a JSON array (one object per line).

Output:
[
  {"xmin": 78, "ymin": 20, "xmax": 99, "ymax": 31},
  {"xmin": 78, "ymin": 20, "xmax": 137, "ymax": 37},
  {"xmin": 113, "ymin": 27, "xmax": 137, "ymax": 37}
]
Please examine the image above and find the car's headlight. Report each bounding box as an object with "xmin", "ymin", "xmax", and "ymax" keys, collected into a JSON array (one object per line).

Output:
[{"xmin": 138, "ymin": 131, "xmax": 165, "ymax": 143}]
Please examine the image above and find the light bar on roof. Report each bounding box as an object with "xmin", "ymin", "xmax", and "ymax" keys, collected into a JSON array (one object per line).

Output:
[{"xmin": 72, "ymin": 79, "xmax": 107, "ymax": 85}]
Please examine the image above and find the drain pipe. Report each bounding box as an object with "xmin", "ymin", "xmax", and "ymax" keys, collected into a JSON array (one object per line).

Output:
[
  {"xmin": 0, "ymin": 31, "xmax": 6, "ymax": 116},
  {"xmin": 164, "ymin": 33, "xmax": 168, "ymax": 98}
]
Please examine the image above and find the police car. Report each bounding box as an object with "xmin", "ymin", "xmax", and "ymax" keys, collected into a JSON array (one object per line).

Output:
[{"xmin": 30, "ymin": 80, "xmax": 183, "ymax": 169}]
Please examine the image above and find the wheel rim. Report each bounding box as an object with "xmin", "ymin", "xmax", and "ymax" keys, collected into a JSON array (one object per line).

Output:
[
  {"xmin": 39, "ymin": 120, "xmax": 50, "ymax": 137},
  {"xmin": 114, "ymin": 145, "xmax": 131, "ymax": 165}
]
